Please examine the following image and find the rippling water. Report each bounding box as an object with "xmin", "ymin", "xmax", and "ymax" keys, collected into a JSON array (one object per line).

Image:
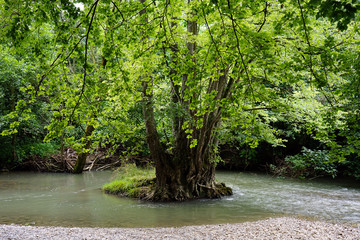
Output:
[{"xmin": 0, "ymin": 171, "xmax": 359, "ymax": 227}]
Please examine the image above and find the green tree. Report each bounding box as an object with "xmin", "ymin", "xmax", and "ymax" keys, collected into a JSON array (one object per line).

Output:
[
  {"xmin": 0, "ymin": 45, "xmax": 58, "ymax": 168},
  {"xmin": 2, "ymin": 0, "xmax": 359, "ymax": 199},
  {"xmin": 0, "ymin": 46, "xmax": 32, "ymax": 163}
]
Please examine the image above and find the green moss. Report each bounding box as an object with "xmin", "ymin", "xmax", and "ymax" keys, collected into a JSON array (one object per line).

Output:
[
  {"xmin": 102, "ymin": 164, "xmax": 155, "ymax": 199},
  {"xmin": 216, "ymin": 182, "xmax": 233, "ymax": 196}
]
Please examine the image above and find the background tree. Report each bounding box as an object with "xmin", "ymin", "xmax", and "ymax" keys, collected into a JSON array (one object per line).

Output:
[{"xmin": 0, "ymin": 45, "xmax": 58, "ymax": 169}]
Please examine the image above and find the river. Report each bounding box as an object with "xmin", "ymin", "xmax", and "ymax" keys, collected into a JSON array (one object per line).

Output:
[{"xmin": 0, "ymin": 171, "xmax": 359, "ymax": 227}]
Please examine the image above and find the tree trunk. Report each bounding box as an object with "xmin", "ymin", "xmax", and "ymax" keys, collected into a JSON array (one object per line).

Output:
[
  {"xmin": 150, "ymin": 103, "xmax": 232, "ymax": 201},
  {"xmin": 138, "ymin": 0, "xmax": 174, "ymax": 199},
  {"xmin": 73, "ymin": 123, "xmax": 95, "ymax": 174},
  {"xmin": 142, "ymin": 1, "xmax": 232, "ymax": 201},
  {"xmin": 72, "ymin": 55, "xmax": 107, "ymax": 173}
]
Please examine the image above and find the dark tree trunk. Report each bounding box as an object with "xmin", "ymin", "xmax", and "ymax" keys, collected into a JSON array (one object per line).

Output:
[
  {"xmin": 73, "ymin": 56, "xmax": 107, "ymax": 174},
  {"xmin": 73, "ymin": 123, "xmax": 95, "ymax": 174},
  {"xmin": 149, "ymin": 95, "xmax": 232, "ymax": 201},
  {"xmin": 150, "ymin": 118, "xmax": 232, "ymax": 201},
  {"xmin": 140, "ymin": 2, "xmax": 232, "ymax": 201}
]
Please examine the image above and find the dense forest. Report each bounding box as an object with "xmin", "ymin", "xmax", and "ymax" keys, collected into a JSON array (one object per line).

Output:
[{"xmin": 1, "ymin": 0, "xmax": 360, "ymax": 201}]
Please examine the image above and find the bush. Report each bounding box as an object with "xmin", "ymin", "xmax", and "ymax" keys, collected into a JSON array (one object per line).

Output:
[
  {"xmin": 0, "ymin": 138, "xmax": 59, "ymax": 169},
  {"xmin": 274, "ymin": 147, "xmax": 338, "ymax": 179},
  {"xmin": 342, "ymin": 154, "xmax": 360, "ymax": 180},
  {"xmin": 17, "ymin": 142, "xmax": 59, "ymax": 160}
]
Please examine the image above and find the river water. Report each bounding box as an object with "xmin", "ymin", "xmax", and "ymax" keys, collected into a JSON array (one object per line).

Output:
[{"xmin": 0, "ymin": 171, "xmax": 359, "ymax": 227}]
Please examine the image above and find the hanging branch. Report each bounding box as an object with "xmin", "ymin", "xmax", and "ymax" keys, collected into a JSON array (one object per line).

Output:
[
  {"xmin": 297, "ymin": 0, "xmax": 335, "ymax": 107},
  {"xmin": 297, "ymin": 0, "xmax": 316, "ymax": 79},
  {"xmin": 111, "ymin": 1, "xmax": 127, "ymax": 29},
  {"xmin": 200, "ymin": 0, "xmax": 225, "ymax": 68},
  {"xmin": 257, "ymin": 2, "xmax": 268, "ymax": 33},
  {"xmin": 35, "ymin": 1, "xmax": 99, "ymax": 95},
  {"xmin": 69, "ymin": 0, "xmax": 99, "ymax": 121},
  {"xmin": 226, "ymin": 0, "xmax": 256, "ymax": 103}
]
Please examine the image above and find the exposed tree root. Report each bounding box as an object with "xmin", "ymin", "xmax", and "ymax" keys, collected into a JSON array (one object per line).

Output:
[{"xmin": 146, "ymin": 181, "xmax": 232, "ymax": 202}]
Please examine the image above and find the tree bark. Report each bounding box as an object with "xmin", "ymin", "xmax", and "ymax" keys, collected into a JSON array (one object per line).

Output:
[
  {"xmin": 73, "ymin": 123, "xmax": 95, "ymax": 173},
  {"xmin": 143, "ymin": 1, "xmax": 232, "ymax": 201},
  {"xmin": 72, "ymin": 55, "xmax": 107, "ymax": 173},
  {"xmin": 138, "ymin": 0, "xmax": 172, "ymax": 198}
]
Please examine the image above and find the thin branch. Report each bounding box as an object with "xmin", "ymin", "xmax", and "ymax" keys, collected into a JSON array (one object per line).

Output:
[
  {"xmin": 243, "ymin": 107, "xmax": 276, "ymax": 111},
  {"xmin": 215, "ymin": 2, "xmax": 226, "ymax": 34},
  {"xmin": 69, "ymin": 0, "xmax": 99, "ymax": 121},
  {"xmin": 226, "ymin": 0, "xmax": 256, "ymax": 103},
  {"xmin": 112, "ymin": 1, "xmax": 154, "ymax": 30},
  {"xmin": 257, "ymin": 2, "xmax": 268, "ymax": 33},
  {"xmin": 200, "ymin": 0, "xmax": 225, "ymax": 68},
  {"xmin": 111, "ymin": 1, "xmax": 126, "ymax": 27},
  {"xmin": 35, "ymin": 1, "xmax": 99, "ymax": 95},
  {"xmin": 297, "ymin": 0, "xmax": 334, "ymax": 107}
]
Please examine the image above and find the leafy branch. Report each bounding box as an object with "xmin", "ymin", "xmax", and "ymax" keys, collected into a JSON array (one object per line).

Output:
[{"xmin": 69, "ymin": 0, "xmax": 99, "ymax": 122}]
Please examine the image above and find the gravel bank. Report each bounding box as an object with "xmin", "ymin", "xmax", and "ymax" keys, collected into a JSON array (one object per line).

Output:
[{"xmin": 1, "ymin": 217, "xmax": 359, "ymax": 240}]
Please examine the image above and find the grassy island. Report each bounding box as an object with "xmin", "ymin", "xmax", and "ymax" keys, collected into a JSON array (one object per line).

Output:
[{"xmin": 102, "ymin": 164, "xmax": 155, "ymax": 199}]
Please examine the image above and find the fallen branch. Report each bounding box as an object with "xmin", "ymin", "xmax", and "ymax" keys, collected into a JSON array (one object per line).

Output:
[
  {"xmin": 66, "ymin": 160, "xmax": 74, "ymax": 171},
  {"xmin": 96, "ymin": 161, "xmax": 121, "ymax": 171}
]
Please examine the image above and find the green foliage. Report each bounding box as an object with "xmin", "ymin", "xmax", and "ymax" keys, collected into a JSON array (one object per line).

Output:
[
  {"xmin": 309, "ymin": 0, "xmax": 360, "ymax": 30},
  {"xmin": 102, "ymin": 164, "xmax": 155, "ymax": 198},
  {"xmin": 14, "ymin": 142, "xmax": 59, "ymax": 163},
  {"xmin": 0, "ymin": 45, "xmax": 59, "ymax": 167},
  {"xmin": 0, "ymin": 137, "xmax": 59, "ymax": 166},
  {"xmin": 342, "ymin": 155, "xmax": 360, "ymax": 180},
  {"xmin": 282, "ymin": 147, "xmax": 337, "ymax": 179},
  {"xmin": 1, "ymin": 0, "xmax": 360, "ymax": 181}
]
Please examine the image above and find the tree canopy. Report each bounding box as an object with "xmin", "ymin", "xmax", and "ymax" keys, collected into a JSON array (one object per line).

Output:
[{"xmin": 1, "ymin": 0, "xmax": 360, "ymax": 199}]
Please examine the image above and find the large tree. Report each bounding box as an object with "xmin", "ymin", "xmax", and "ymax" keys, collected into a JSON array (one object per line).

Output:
[{"xmin": 2, "ymin": 0, "xmax": 359, "ymax": 199}]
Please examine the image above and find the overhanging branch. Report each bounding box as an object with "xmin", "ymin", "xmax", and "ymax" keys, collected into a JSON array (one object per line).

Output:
[{"xmin": 69, "ymin": 0, "xmax": 99, "ymax": 121}]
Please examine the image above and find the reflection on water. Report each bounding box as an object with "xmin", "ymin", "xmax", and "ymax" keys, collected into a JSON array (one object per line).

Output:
[{"xmin": 0, "ymin": 171, "xmax": 359, "ymax": 227}]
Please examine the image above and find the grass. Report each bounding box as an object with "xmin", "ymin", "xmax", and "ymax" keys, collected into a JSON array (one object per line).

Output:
[{"xmin": 102, "ymin": 164, "xmax": 155, "ymax": 198}]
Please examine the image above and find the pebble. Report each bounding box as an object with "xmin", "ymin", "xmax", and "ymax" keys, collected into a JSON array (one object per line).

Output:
[{"xmin": 0, "ymin": 217, "xmax": 359, "ymax": 240}]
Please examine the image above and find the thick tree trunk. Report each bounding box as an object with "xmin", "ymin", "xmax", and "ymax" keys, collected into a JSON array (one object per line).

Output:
[
  {"xmin": 142, "ymin": 80, "xmax": 169, "ymax": 179},
  {"xmin": 138, "ymin": 0, "xmax": 231, "ymax": 201},
  {"xmin": 138, "ymin": 0, "xmax": 173, "ymax": 199},
  {"xmin": 73, "ymin": 123, "xmax": 95, "ymax": 174},
  {"xmin": 150, "ymin": 119, "xmax": 232, "ymax": 201}
]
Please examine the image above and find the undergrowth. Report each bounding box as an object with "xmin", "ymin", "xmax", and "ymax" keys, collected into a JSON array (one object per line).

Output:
[{"xmin": 102, "ymin": 164, "xmax": 155, "ymax": 198}]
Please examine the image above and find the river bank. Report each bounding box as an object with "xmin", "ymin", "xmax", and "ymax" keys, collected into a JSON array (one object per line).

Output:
[{"xmin": 1, "ymin": 217, "xmax": 359, "ymax": 240}]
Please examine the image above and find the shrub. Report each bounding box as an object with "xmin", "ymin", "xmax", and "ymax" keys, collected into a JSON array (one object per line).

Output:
[
  {"xmin": 283, "ymin": 147, "xmax": 338, "ymax": 179},
  {"xmin": 342, "ymin": 154, "xmax": 360, "ymax": 180}
]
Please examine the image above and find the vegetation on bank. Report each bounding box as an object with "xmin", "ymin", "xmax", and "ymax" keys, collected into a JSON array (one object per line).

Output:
[{"xmin": 102, "ymin": 164, "xmax": 156, "ymax": 199}]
